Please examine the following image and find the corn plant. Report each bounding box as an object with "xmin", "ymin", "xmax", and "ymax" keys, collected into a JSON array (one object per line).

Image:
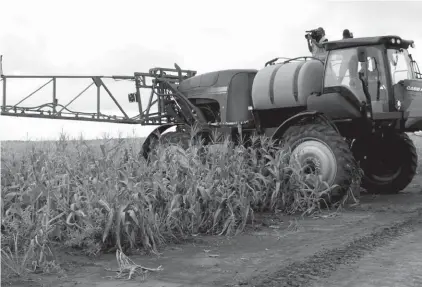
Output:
[{"xmin": 1, "ymin": 130, "xmax": 354, "ymax": 276}]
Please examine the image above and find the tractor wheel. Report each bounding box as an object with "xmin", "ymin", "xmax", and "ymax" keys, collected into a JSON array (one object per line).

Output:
[
  {"xmin": 159, "ymin": 131, "xmax": 191, "ymax": 149},
  {"xmin": 282, "ymin": 123, "xmax": 359, "ymax": 201},
  {"xmin": 351, "ymin": 132, "xmax": 417, "ymax": 194},
  {"xmin": 141, "ymin": 125, "xmax": 213, "ymax": 160},
  {"xmin": 141, "ymin": 129, "xmax": 191, "ymax": 161},
  {"xmin": 147, "ymin": 131, "xmax": 192, "ymax": 161}
]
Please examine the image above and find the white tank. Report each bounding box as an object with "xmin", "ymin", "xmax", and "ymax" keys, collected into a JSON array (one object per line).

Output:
[{"xmin": 251, "ymin": 60, "xmax": 324, "ymax": 110}]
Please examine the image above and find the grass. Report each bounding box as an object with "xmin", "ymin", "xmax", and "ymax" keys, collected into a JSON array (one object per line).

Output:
[{"xmin": 0, "ymin": 129, "xmax": 360, "ymax": 279}]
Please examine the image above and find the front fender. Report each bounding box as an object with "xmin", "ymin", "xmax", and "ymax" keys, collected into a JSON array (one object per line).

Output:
[
  {"xmin": 141, "ymin": 123, "xmax": 187, "ymax": 159},
  {"xmin": 271, "ymin": 111, "xmax": 338, "ymax": 141}
]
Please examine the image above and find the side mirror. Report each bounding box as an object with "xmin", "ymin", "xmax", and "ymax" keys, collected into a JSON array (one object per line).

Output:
[{"xmin": 357, "ymin": 48, "xmax": 367, "ymax": 63}]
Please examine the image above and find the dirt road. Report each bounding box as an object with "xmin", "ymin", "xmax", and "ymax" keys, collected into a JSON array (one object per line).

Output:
[
  {"xmin": 250, "ymin": 209, "xmax": 422, "ymax": 287},
  {"xmin": 4, "ymin": 175, "xmax": 422, "ymax": 287},
  {"xmin": 311, "ymin": 229, "xmax": 422, "ymax": 287}
]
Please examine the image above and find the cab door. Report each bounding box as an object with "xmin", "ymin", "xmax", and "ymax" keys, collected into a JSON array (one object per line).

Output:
[{"xmin": 359, "ymin": 47, "xmax": 391, "ymax": 114}]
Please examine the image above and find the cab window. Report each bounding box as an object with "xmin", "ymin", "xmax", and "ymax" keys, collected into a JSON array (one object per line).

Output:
[
  {"xmin": 387, "ymin": 49, "xmax": 413, "ymax": 84},
  {"xmin": 324, "ymin": 47, "xmax": 388, "ymax": 102}
]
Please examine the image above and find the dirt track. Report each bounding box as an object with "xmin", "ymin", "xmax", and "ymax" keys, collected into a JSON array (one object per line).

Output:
[
  {"xmin": 250, "ymin": 211, "xmax": 422, "ymax": 287},
  {"xmin": 311, "ymin": 228, "xmax": 422, "ymax": 287}
]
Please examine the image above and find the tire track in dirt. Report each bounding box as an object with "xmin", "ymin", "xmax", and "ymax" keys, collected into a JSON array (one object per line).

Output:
[
  {"xmin": 247, "ymin": 209, "xmax": 422, "ymax": 287},
  {"xmin": 311, "ymin": 229, "xmax": 422, "ymax": 287}
]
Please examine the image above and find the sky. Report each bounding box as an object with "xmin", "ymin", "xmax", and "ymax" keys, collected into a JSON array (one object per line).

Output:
[{"xmin": 0, "ymin": 0, "xmax": 421, "ymax": 141}]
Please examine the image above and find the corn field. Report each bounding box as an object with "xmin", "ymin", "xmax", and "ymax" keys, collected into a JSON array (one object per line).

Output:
[{"xmin": 0, "ymin": 131, "xmax": 357, "ymax": 276}]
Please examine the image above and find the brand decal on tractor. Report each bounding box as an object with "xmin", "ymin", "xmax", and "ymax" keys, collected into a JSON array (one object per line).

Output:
[{"xmin": 406, "ymin": 86, "xmax": 422, "ymax": 92}]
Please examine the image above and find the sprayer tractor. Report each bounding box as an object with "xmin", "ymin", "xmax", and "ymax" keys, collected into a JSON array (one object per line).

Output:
[
  {"xmin": 139, "ymin": 35, "xmax": 422, "ymax": 197},
  {"xmin": 2, "ymin": 35, "xmax": 421, "ymax": 200}
]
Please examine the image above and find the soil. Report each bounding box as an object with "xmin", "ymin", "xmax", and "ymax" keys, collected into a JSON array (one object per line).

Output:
[{"xmin": 3, "ymin": 137, "xmax": 422, "ymax": 287}]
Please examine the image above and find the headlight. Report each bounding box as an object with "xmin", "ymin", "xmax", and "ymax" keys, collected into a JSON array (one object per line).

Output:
[
  {"xmin": 391, "ymin": 38, "xmax": 396, "ymax": 44},
  {"xmin": 397, "ymin": 39, "xmax": 401, "ymax": 44}
]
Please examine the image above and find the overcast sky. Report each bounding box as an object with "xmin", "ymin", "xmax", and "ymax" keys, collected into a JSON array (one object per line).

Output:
[{"xmin": 1, "ymin": 0, "xmax": 421, "ymax": 141}]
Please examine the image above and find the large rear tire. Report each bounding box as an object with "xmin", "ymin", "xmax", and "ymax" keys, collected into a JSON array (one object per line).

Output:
[
  {"xmin": 351, "ymin": 132, "xmax": 417, "ymax": 194},
  {"xmin": 282, "ymin": 123, "xmax": 359, "ymax": 202}
]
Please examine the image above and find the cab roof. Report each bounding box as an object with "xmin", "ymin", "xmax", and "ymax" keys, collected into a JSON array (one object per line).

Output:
[{"xmin": 323, "ymin": 35, "xmax": 415, "ymax": 51}]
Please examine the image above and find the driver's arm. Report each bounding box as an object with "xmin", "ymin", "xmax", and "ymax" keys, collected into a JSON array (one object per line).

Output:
[{"xmin": 307, "ymin": 39, "xmax": 312, "ymax": 53}]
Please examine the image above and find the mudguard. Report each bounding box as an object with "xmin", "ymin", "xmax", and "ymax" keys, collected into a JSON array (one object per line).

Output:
[
  {"xmin": 271, "ymin": 111, "xmax": 339, "ymax": 141},
  {"xmin": 140, "ymin": 123, "xmax": 186, "ymax": 159},
  {"xmin": 140, "ymin": 123, "xmax": 214, "ymax": 159}
]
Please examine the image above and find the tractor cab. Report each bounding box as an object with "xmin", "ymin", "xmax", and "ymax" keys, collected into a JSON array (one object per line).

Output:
[{"xmin": 320, "ymin": 36, "xmax": 422, "ymax": 131}]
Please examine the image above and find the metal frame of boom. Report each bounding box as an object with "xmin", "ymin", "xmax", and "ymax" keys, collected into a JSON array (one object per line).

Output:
[{"xmin": 0, "ymin": 56, "xmax": 199, "ymax": 126}]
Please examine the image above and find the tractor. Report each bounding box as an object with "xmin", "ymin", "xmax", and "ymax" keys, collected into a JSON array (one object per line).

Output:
[
  {"xmin": 139, "ymin": 35, "xmax": 422, "ymax": 197},
  {"xmin": 1, "ymin": 35, "xmax": 421, "ymax": 200}
]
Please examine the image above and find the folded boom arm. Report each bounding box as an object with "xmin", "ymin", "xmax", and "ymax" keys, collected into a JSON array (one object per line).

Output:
[{"xmin": 0, "ymin": 56, "xmax": 200, "ymax": 126}]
